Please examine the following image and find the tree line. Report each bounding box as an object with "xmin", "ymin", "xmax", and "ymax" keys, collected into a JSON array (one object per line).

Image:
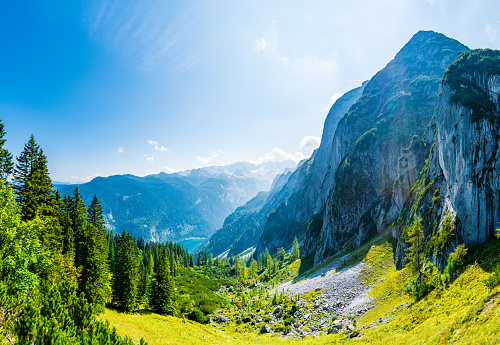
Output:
[{"xmin": 0, "ymin": 120, "xmax": 193, "ymax": 342}]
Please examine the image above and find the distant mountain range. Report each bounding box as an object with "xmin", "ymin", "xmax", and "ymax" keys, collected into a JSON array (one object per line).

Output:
[{"xmin": 55, "ymin": 161, "xmax": 296, "ymax": 246}]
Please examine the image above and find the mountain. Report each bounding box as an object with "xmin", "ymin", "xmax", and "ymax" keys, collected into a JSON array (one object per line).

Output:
[
  {"xmin": 203, "ymin": 81, "xmax": 367, "ymax": 257},
  {"xmin": 394, "ymin": 48, "xmax": 500, "ymax": 268},
  {"xmin": 302, "ymin": 30, "xmax": 469, "ymax": 264},
  {"xmin": 204, "ymin": 31, "xmax": 478, "ymax": 265},
  {"xmin": 55, "ymin": 160, "xmax": 296, "ymax": 245}
]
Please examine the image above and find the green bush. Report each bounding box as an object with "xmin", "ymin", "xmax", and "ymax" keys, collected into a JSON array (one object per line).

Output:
[
  {"xmin": 404, "ymin": 278, "xmax": 432, "ymax": 300},
  {"xmin": 444, "ymin": 244, "xmax": 468, "ymax": 277},
  {"xmin": 485, "ymin": 263, "xmax": 500, "ymax": 289},
  {"xmin": 187, "ymin": 308, "xmax": 208, "ymax": 324}
]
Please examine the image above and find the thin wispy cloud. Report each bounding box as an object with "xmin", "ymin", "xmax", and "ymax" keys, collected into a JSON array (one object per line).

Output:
[
  {"xmin": 147, "ymin": 140, "xmax": 158, "ymax": 145},
  {"xmin": 118, "ymin": 146, "xmax": 125, "ymax": 153},
  {"xmin": 84, "ymin": 0, "xmax": 202, "ymax": 73},
  {"xmin": 196, "ymin": 150, "xmax": 225, "ymax": 164},
  {"xmin": 144, "ymin": 154, "xmax": 154, "ymax": 163}
]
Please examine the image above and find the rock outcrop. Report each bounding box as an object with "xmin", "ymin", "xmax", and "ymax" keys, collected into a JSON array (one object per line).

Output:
[
  {"xmin": 303, "ymin": 31, "xmax": 468, "ymax": 264},
  {"xmin": 394, "ymin": 49, "xmax": 500, "ymax": 268}
]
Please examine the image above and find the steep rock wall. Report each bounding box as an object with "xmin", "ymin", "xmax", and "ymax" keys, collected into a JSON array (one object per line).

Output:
[
  {"xmin": 395, "ymin": 49, "xmax": 500, "ymax": 268},
  {"xmin": 303, "ymin": 31, "xmax": 468, "ymax": 265}
]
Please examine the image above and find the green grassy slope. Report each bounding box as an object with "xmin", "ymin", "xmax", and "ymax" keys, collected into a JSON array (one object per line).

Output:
[{"xmin": 100, "ymin": 233, "xmax": 500, "ymax": 344}]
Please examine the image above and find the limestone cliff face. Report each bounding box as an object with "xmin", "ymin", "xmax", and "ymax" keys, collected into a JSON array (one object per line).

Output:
[
  {"xmin": 394, "ymin": 49, "xmax": 500, "ymax": 268},
  {"xmin": 303, "ymin": 31, "xmax": 468, "ymax": 265},
  {"xmin": 252, "ymin": 84, "xmax": 366, "ymax": 256}
]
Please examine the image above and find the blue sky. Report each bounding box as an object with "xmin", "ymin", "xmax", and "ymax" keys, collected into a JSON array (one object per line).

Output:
[{"xmin": 1, "ymin": 0, "xmax": 499, "ymax": 182}]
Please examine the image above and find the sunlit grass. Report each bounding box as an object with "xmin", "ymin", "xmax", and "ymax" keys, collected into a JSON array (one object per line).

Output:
[{"xmin": 101, "ymin": 235, "xmax": 500, "ymax": 345}]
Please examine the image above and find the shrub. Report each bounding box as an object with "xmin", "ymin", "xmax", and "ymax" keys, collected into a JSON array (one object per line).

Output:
[
  {"xmin": 444, "ymin": 244, "xmax": 468, "ymax": 277},
  {"xmin": 404, "ymin": 278, "xmax": 432, "ymax": 300},
  {"xmin": 187, "ymin": 308, "xmax": 208, "ymax": 324},
  {"xmin": 485, "ymin": 263, "xmax": 500, "ymax": 289}
]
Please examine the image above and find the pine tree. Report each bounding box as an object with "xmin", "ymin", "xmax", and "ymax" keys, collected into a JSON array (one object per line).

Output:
[
  {"xmin": 277, "ymin": 247, "xmax": 286, "ymax": 262},
  {"xmin": 59, "ymin": 194, "xmax": 75, "ymax": 255},
  {"xmin": 22, "ymin": 150, "xmax": 56, "ymax": 221},
  {"xmin": 13, "ymin": 135, "xmax": 40, "ymax": 208},
  {"xmin": 292, "ymin": 236, "xmax": 300, "ymax": 260},
  {"xmin": 404, "ymin": 217, "xmax": 425, "ymax": 283},
  {"xmin": 112, "ymin": 231, "xmax": 139, "ymax": 312},
  {"xmin": 149, "ymin": 247, "xmax": 174, "ymax": 315},
  {"xmin": 0, "ymin": 120, "xmax": 13, "ymax": 181},
  {"xmin": 70, "ymin": 187, "xmax": 89, "ymax": 269},
  {"xmin": 77, "ymin": 195, "xmax": 110, "ymax": 313}
]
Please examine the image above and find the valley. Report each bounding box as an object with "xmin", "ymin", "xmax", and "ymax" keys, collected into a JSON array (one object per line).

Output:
[{"xmin": 2, "ymin": 23, "xmax": 500, "ymax": 345}]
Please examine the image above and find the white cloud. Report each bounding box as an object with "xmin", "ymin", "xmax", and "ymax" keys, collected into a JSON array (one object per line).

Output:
[
  {"xmin": 86, "ymin": 172, "xmax": 102, "ymax": 182},
  {"xmin": 330, "ymin": 92, "xmax": 343, "ymax": 104},
  {"xmin": 154, "ymin": 145, "xmax": 169, "ymax": 152},
  {"xmin": 118, "ymin": 147, "xmax": 125, "ymax": 153},
  {"xmin": 160, "ymin": 166, "xmax": 180, "ymax": 174},
  {"xmin": 251, "ymin": 147, "xmax": 306, "ymax": 165},
  {"xmin": 299, "ymin": 135, "xmax": 321, "ymax": 152},
  {"xmin": 70, "ymin": 175, "xmax": 78, "ymax": 180},
  {"xmin": 196, "ymin": 156, "xmax": 212, "ymax": 164},
  {"xmin": 196, "ymin": 150, "xmax": 225, "ymax": 164},
  {"xmin": 255, "ymin": 37, "xmax": 269, "ymax": 51},
  {"xmin": 144, "ymin": 154, "xmax": 154, "ymax": 163},
  {"xmin": 147, "ymin": 140, "xmax": 158, "ymax": 146}
]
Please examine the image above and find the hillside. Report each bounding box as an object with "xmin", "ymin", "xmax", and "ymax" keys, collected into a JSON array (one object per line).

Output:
[
  {"xmin": 99, "ymin": 230, "xmax": 500, "ymax": 344},
  {"xmin": 56, "ymin": 161, "xmax": 295, "ymax": 244}
]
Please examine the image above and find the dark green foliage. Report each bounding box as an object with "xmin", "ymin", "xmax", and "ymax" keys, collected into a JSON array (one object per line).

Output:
[
  {"xmin": 444, "ymin": 244, "xmax": 468, "ymax": 277},
  {"xmin": 0, "ymin": 176, "xmax": 144, "ymax": 344},
  {"xmin": 70, "ymin": 187, "xmax": 89, "ymax": 269},
  {"xmin": 427, "ymin": 216, "xmax": 455, "ymax": 258},
  {"xmin": 112, "ymin": 231, "xmax": 140, "ymax": 312},
  {"xmin": 187, "ymin": 308, "xmax": 208, "ymax": 324},
  {"xmin": 404, "ymin": 217, "xmax": 425, "ymax": 282},
  {"xmin": 292, "ymin": 236, "xmax": 300, "ymax": 260},
  {"xmin": 13, "ymin": 137, "xmax": 58, "ymax": 226},
  {"xmin": 443, "ymin": 49, "xmax": 500, "ymax": 123},
  {"xmin": 13, "ymin": 135, "xmax": 40, "ymax": 211},
  {"xmin": 59, "ymin": 193, "xmax": 75, "ymax": 255},
  {"xmin": 9, "ymin": 282, "xmax": 145, "ymax": 344},
  {"xmin": 76, "ymin": 195, "xmax": 110, "ymax": 313},
  {"xmin": 149, "ymin": 248, "xmax": 174, "ymax": 315},
  {"xmin": 0, "ymin": 120, "xmax": 13, "ymax": 181},
  {"xmin": 23, "ymin": 150, "xmax": 57, "ymax": 221},
  {"xmin": 306, "ymin": 211, "xmax": 324, "ymax": 238},
  {"xmin": 173, "ymin": 267, "xmax": 232, "ymax": 319},
  {"xmin": 197, "ymin": 250, "xmax": 208, "ymax": 266}
]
